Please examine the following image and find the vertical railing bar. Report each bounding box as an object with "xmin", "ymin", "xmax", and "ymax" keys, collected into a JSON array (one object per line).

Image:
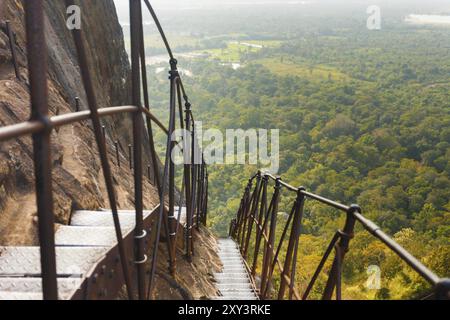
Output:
[
  {"xmin": 278, "ymin": 189, "xmax": 305, "ymax": 299},
  {"xmin": 138, "ymin": 3, "xmax": 161, "ymax": 194},
  {"xmin": 237, "ymin": 181, "xmax": 252, "ymax": 242},
  {"xmin": 334, "ymin": 245, "xmax": 342, "ymax": 300},
  {"xmin": 263, "ymin": 200, "xmax": 297, "ymax": 298},
  {"xmin": 322, "ymin": 205, "xmax": 358, "ymax": 300},
  {"xmin": 288, "ymin": 229, "xmax": 301, "ymax": 300},
  {"xmin": 25, "ymin": 0, "xmax": 58, "ymax": 300},
  {"xmin": 251, "ymin": 176, "xmax": 269, "ymax": 277},
  {"xmin": 75, "ymin": 97, "xmax": 80, "ymax": 112},
  {"xmin": 167, "ymin": 59, "xmax": 179, "ymax": 275},
  {"xmin": 147, "ymin": 61, "xmax": 178, "ymax": 298},
  {"xmin": 260, "ymin": 178, "xmax": 281, "ymax": 299},
  {"xmin": 64, "ymin": 0, "xmax": 134, "ymax": 299},
  {"xmin": 130, "ymin": 0, "xmax": 146, "ymax": 300},
  {"xmin": 302, "ymin": 232, "xmax": 340, "ymax": 300},
  {"xmin": 128, "ymin": 144, "xmax": 133, "ymax": 169},
  {"xmin": 243, "ymin": 174, "xmax": 262, "ymax": 258},
  {"xmin": 203, "ymin": 170, "xmax": 209, "ymax": 225},
  {"xmin": 189, "ymin": 119, "xmax": 198, "ymax": 255},
  {"xmin": 239, "ymin": 183, "xmax": 253, "ymax": 250},
  {"xmin": 183, "ymin": 100, "xmax": 192, "ymax": 261}
]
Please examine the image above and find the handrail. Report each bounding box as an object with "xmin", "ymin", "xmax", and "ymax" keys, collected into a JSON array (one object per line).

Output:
[
  {"xmin": 0, "ymin": 106, "xmax": 169, "ymax": 142},
  {"xmin": 230, "ymin": 171, "xmax": 450, "ymax": 300}
]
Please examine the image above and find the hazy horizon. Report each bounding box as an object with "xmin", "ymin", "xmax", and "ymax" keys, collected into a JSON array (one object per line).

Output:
[{"xmin": 113, "ymin": 0, "xmax": 450, "ymax": 24}]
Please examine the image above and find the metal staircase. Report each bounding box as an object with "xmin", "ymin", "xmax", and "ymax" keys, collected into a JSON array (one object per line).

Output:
[
  {"xmin": 0, "ymin": 207, "xmax": 187, "ymax": 300},
  {"xmin": 213, "ymin": 238, "xmax": 258, "ymax": 300}
]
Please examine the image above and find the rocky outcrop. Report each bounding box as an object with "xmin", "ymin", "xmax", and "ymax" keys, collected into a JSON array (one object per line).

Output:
[{"xmin": 0, "ymin": 0, "xmax": 159, "ymax": 245}]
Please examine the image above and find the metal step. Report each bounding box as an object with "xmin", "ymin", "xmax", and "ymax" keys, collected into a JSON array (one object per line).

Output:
[
  {"xmin": 0, "ymin": 246, "xmax": 108, "ymax": 277},
  {"xmin": 55, "ymin": 226, "xmax": 117, "ymax": 247},
  {"xmin": 0, "ymin": 278, "xmax": 82, "ymax": 300},
  {"xmin": 0, "ymin": 207, "xmax": 160, "ymax": 300},
  {"xmin": 217, "ymin": 283, "xmax": 252, "ymax": 290},
  {"xmin": 70, "ymin": 211, "xmax": 136, "ymax": 231},
  {"xmin": 0, "ymin": 291, "xmax": 45, "ymax": 300},
  {"xmin": 213, "ymin": 238, "xmax": 258, "ymax": 300}
]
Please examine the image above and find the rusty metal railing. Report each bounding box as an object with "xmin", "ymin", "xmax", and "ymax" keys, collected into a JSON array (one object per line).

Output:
[
  {"xmin": 230, "ymin": 171, "xmax": 450, "ymax": 300},
  {"xmin": 0, "ymin": 0, "xmax": 208, "ymax": 300}
]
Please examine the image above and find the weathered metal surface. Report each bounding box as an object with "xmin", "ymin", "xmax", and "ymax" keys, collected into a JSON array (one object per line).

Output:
[
  {"xmin": 0, "ymin": 247, "xmax": 108, "ymax": 277},
  {"xmin": 0, "ymin": 292, "xmax": 45, "ymax": 300},
  {"xmin": 0, "ymin": 278, "xmax": 82, "ymax": 300},
  {"xmin": 55, "ymin": 226, "xmax": 118, "ymax": 247},
  {"xmin": 70, "ymin": 211, "xmax": 138, "ymax": 231}
]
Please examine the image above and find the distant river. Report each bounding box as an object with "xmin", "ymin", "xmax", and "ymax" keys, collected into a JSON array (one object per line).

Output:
[{"xmin": 405, "ymin": 14, "xmax": 450, "ymax": 26}]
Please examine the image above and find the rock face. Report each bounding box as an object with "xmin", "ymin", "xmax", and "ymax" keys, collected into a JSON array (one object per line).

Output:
[{"xmin": 0, "ymin": 0, "xmax": 159, "ymax": 245}]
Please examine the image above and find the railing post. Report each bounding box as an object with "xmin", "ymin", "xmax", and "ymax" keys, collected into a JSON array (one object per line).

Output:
[
  {"xmin": 25, "ymin": 0, "xmax": 58, "ymax": 300},
  {"xmin": 128, "ymin": 144, "xmax": 133, "ymax": 169},
  {"xmin": 138, "ymin": 2, "xmax": 161, "ymax": 194},
  {"xmin": 322, "ymin": 204, "xmax": 359, "ymax": 300},
  {"xmin": 189, "ymin": 119, "xmax": 197, "ymax": 256},
  {"xmin": 195, "ymin": 157, "xmax": 203, "ymax": 230},
  {"xmin": 278, "ymin": 188, "xmax": 305, "ymax": 299},
  {"xmin": 183, "ymin": 101, "xmax": 192, "ymax": 261},
  {"xmin": 65, "ymin": 0, "xmax": 134, "ymax": 299},
  {"xmin": 75, "ymin": 96, "xmax": 80, "ymax": 112},
  {"xmin": 148, "ymin": 58, "xmax": 179, "ymax": 296},
  {"xmin": 167, "ymin": 58, "xmax": 178, "ymax": 275},
  {"xmin": 202, "ymin": 169, "xmax": 209, "ymax": 225},
  {"xmin": 240, "ymin": 180, "xmax": 255, "ymax": 251},
  {"xmin": 435, "ymin": 279, "xmax": 450, "ymax": 300},
  {"xmin": 237, "ymin": 179, "xmax": 252, "ymax": 242},
  {"xmin": 251, "ymin": 175, "xmax": 268, "ymax": 277},
  {"xmin": 130, "ymin": 0, "xmax": 146, "ymax": 300},
  {"xmin": 243, "ymin": 172, "xmax": 262, "ymax": 259},
  {"xmin": 260, "ymin": 177, "xmax": 281, "ymax": 299}
]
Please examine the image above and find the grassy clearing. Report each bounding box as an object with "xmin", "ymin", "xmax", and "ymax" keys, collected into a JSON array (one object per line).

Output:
[
  {"xmin": 195, "ymin": 40, "xmax": 282, "ymax": 62},
  {"xmin": 253, "ymin": 58, "xmax": 352, "ymax": 81}
]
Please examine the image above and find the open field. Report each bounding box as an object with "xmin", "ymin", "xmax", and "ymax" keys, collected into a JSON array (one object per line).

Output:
[
  {"xmin": 253, "ymin": 58, "xmax": 352, "ymax": 81},
  {"xmin": 194, "ymin": 40, "xmax": 282, "ymax": 62}
]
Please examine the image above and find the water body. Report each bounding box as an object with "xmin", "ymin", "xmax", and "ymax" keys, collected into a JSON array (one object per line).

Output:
[{"xmin": 405, "ymin": 14, "xmax": 450, "ymax": 26}]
